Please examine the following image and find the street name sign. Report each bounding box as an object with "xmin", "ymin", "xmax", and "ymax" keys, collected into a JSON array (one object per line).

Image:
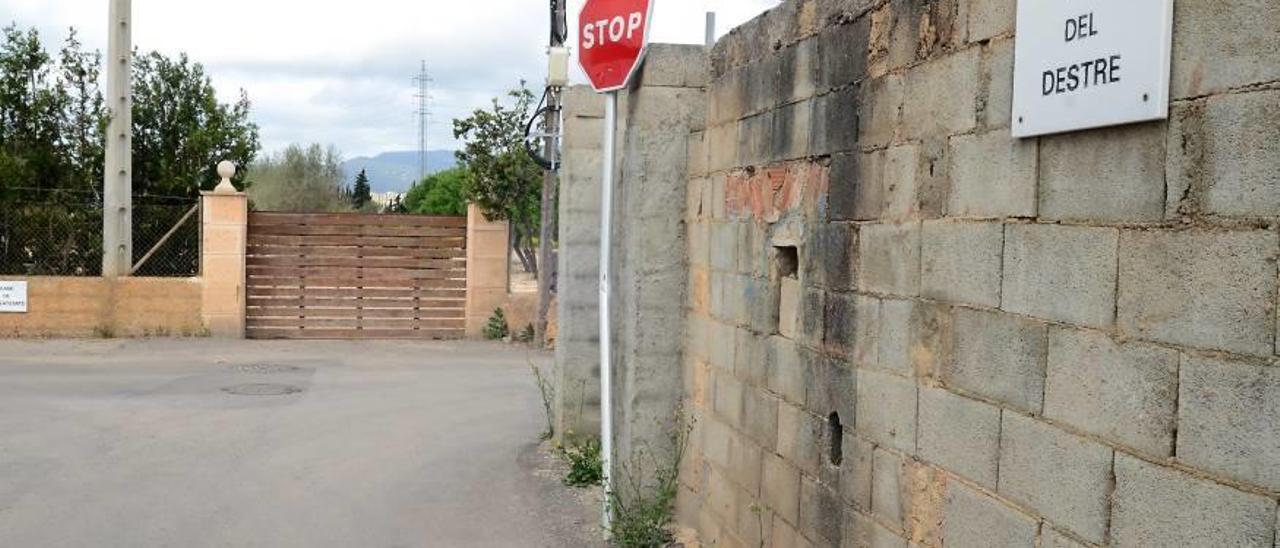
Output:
[
  {"xmin": 578, "ymin": 0, "xmax": 654, "ymax": 92},
  {"xmin": 1011, "ymin": 0, "xmax": 1175, "ymax": 138},
  {"xmin": 0, "ymin": 281, "xmax": 27, "ymax": 313}
]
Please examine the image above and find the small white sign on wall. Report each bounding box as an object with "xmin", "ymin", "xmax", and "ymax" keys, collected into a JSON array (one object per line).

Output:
[
  {"xmin": 1011, "ymin": 0, "xmax": 1175, "ymax": 138},
  {"xmin": 0, "ymin": 281, "xmax": 27, "ymax": 313}
]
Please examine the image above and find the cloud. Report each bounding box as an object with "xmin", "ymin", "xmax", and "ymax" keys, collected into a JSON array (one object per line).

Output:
[{"xmin": 2, "ymin": 0, "xmax": 778, "ymax": 158}]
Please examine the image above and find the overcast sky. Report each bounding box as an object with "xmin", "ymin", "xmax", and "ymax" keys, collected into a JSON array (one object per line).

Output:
[{"xmin": 3, "ymin": 0, "xmax": 778, "ymax": 159}]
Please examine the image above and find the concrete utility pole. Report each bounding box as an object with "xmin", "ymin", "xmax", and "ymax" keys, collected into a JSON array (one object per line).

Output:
[
  {"xmin": 536, "ymin": 0, "xmax": 567, "ymax": 346},
  {"xmin": 103, "ymin": 0, "xmax": 133, "ymax": 277}
]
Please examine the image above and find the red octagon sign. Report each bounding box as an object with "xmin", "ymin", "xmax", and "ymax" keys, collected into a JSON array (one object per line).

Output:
[{"xmin": 578, "ymin": 0, "xmax": 654, "ymax": 93}]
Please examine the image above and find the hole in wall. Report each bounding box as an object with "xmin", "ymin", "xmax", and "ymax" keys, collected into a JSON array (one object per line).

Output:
[
  {"xmin": 774, "ymin": 246, "xmax": 799, "ymax": 280},
  {"xmin": 828, "ymin": 411, "xmax": 844, "ymax": 466}
]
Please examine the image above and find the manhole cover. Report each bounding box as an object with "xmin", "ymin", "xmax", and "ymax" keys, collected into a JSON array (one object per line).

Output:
[
  {"xmin": 222, "ymin": 383, "xmax": 303, "ymax": 397},
  {"xmin": 233, "ymin": 364, "xmax": 304, "ymax": 375}
]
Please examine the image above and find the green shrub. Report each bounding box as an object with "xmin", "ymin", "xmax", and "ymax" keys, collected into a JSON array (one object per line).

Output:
[
  {"xmin": 562, "ymin": 438, "xmax": 604, "ymax": 487},
  {"xmin": 484, "ymin": 308, "xmax": 509, "ymax": 340},
  {"xmin": 608, "ymin": 412, "xmax": 694, "ymax": 548}
]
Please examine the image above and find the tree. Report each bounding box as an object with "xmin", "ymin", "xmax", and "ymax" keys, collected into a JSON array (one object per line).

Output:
[
  {"xmin": 403, "ymin": 167, "xmax": 469, "ymax": 216},
  {"xmin": 131, "ymin": 51, "xmax": 259, "ymax": 197},
  {"xmin": 246, "ymin": 144, "xmax": 349, "ymax": 212},
  {"xmin": 351, "ymin": 168, "xmax": 372, "ymax": 210},
  {"xmin": 452, "ymin": 84, "xmax": 542, "ymax": 274}
]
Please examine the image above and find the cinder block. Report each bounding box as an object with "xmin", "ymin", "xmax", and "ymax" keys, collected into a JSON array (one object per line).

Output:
[
  {"xmin": 803, "ymin": 222, "xmax": 855, "ymax": 291},
  {"xmin": 815, "ymin": 18, "xmax": 869, "ymax": 92},
  {"xmin": 762, "ymin": 452, "xmax": 801, "ymax": 526},
  {"xmin": 1041, "ymin": 528, "xmax": 1088, "ymax": 548},
  {"xmin": 964, "ymin": 0, "xmax": 1015, "ymax": 42},
  {"xmin": 859, "ymin": 74, "xmax": 904, "ymax": 149},
  {"xmin": 1167, "ymin": 89, "xmax": 1280, "ymax": 218},
  {"xmin": 1001, "ymin": 224, "xmax": 1119, "ymax": 329},
  {"xmin": 768, "ymin": 335, "xmax": 805, "ymax": 405},
  {"xmin": 947, "ymin": 130, "xmax": 1036, "ymax": 219},
  {"xmin": 829, "ymin": 150, "xmax": 885, "ymax": 222},
  {"xmin": 1169, "ymin": 0, "xmax": 1280, "ymax": 99},
  {"xmin": 714, "ymin": 370, "xmax": 745, "ymax": 427},
  {"xmin": 805, "ymin": 352, "xmax": 857, "ymax": 427},
  {"xmin": 809, "ymin": 86, "xmax": 860, "ymax": 157},
  {"xmin": 944, "ymin": 480, "xmax": 1038, "ymax": 548},
  {"xmin": 1178, "ymin": 355, "xmax": 1280, "ymax": 491},
  {"xmin": 1118, "ymin": 229, "xmax": 1278, "ymax": 356},
  {"xmin": 847, "ymin": 512, "xmax": 908, "ymax": 548},
  {"xmin": 879, "ymin": 144, "xmax": 921, "ymax": 221},
  {"xmin": 777, "ymin": 402, "xmax": 822, "ymax": 476},
  {"xmin": 918, "ymin": 387, "xmax": 1000, "ymax": 489},
  {"xmin": 902, "ymin": 48, "xmax": 979, "ymax": 140},
  {"xmin": 771, "ymin": 99, "xmax": 814, "ymax": 163},
  {"xmin": 857, "ymin": 222, "xmax": 922, "ymax": 297},
  {"xmin": 1044, "ymin": 328, "xmax": 1179, "ymax": 457},
  {"xmin": 948, "ymin": 308, "xmax": 1047, "ymax": 414},
  {"xmin": 872, "ymin": 448, "xmax": 907, "ymax": 528},
  {"xmin": 1112, "ymin": 453, "xmax": 1276, "ymax": 547},
  {"xmin": 743, "ymin": 388, "xmax": 780, "ymax": 449},
  {"xmin": 856, "ymin": 369, "xmax": 917, "ymax": 453},
  {"xmin": 798, "ymin": 286, "xmax": 826, "ymax": 349},
  {"xmin": 711, "ymin": 222, "xmax": 739, "ymax": 272},
  {"xmin": 1038, "ymin": 123, "xmax": 1167, "ymax": 223},
  {"xmin": 921, "ymin": 220, "xmax": 1003, "ymax": 307},
  {"xmin": 876, "ymin": 299, "xmax": 950, "ymax": 381},
  {"xmin": 779, "ymin": 39, "xmax": 818, "ymax": 105},
  {"xmin": 998, "ymin": 413, "xmax": 1112, "ymax": 544},
  {"xmin": 841, "ymin": 436, "xmax": 875, "ymax": 512},
  {"xmin": 799, "ymin": 476, "xmax": 847, "ymax": 546},
  {"xmin": 981, "ymin": 38, "xmax": 1015, "ymax": 129}
]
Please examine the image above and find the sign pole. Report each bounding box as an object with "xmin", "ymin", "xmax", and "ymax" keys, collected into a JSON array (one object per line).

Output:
[{"xmin": 598, "ymin": 89, "xmax": 617, "ymax": 534}]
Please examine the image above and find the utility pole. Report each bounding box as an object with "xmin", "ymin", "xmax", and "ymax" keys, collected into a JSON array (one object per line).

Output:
[
  {"xmin": 103, "ymin": 0, "xmax": 132, "ymax": 277},
  {"xmin": 413, "ymin": 61, "xmax": 433, "ymax": 181},
  {"xmin": 536, "ymin": 0, "xmax": 567, "ymax": 346}
]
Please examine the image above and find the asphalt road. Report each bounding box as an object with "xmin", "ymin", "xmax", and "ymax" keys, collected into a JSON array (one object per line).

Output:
[{"xmin": 0, "ymin": 339, "xmax": 602, "ymax": 548}]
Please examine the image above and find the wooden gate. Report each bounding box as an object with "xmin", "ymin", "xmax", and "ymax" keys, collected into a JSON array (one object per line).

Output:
[{"xmin": 245, "ymin": 212, "xmax": 467, "ymax": 340}]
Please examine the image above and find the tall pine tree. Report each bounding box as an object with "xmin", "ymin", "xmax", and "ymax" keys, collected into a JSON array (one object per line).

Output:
[{"xmin": 350, "ymin": 168, "xmax": 372, "ymax": 210}]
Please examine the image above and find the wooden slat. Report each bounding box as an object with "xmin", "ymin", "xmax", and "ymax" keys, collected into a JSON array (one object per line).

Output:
[
  {"xmin": 250, "ymin": 212, "xmax": 467, "ymax": 228},
  {"xmin": 247, "ymin": 256, "xmax": 466, "ymax": 269},
  {"xmin": 248, "ymin": 297, "xmax": 463, "ymax": 309},
  {"xmin": 246, "ymin": 245, "xmax": 467, "ymax": 259},
  {"xmin": 247, "ymin": 266, "xmax": 464, "ymax": 280},
  {"xmin": 246, "ymin": 328, "xmax": 465, "ymax": 340},
  {"xmin": 246, "ymin": 287, "xmax": 465, "ymax": 299},
  {"xmin": 247, "ymin": 234, "xmax": 466, "ymax": 249},
  {"xmin": 248, "ymin": 223, "xmax": 466, "ymax": 238},
  {"xmin": 246, "ymin": 278, "xmax": 467, "ymax": 290},
  {"xmin": 247, "ymin": 307, "xmax": 465, "ymax": 320},
  {"xmin": 247, "ymin": 318, "xmax": 465, "ymax": 329}
]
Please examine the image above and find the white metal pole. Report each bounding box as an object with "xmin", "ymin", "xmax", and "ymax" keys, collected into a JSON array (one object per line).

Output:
[
  {"xmin": 103, "ymin": 0, "xmax": 132, "ymax": 277},
  {"xmin": 598, "ymin": 90, "xmax": 617, "ymax": 534}
]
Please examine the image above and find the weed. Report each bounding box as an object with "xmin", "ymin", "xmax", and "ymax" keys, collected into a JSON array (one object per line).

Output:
[
  {"xmin": 515, "ymin": 323, "xmax": 535, "ymax": 343},
  {"xmin": 607, "ymin": 410, "xmax": 695, "ymax": 548},
  {"xmin": 93, "ymin": 325, "xmax": 116, "ymax": 339},
  {"xmin": 528, "ymin": 358, "xmax": 556, "ymax": 440},
  {"xmin": 562, "ymin": 437, "xmax": 604, "ymax": 487},
  {"xmin": 484, "ymin": 308, "xmax": 510, "ymax": 340}
]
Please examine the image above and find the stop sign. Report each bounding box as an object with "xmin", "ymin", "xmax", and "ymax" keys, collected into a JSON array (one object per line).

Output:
[{"xmin": 578, "ymin": 0, "xmax": 654, "ymax": 92}]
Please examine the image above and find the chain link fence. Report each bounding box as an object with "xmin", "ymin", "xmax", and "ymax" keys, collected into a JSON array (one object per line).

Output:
[{"xmin": 0, "ymin": 199, "xmax": 200, "ymax": 278}]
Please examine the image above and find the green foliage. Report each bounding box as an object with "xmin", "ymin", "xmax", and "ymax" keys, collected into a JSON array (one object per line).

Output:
[
  {"xmin": 562, "ymin": 438, "xmax": 604, "ymax": 487},
  {"xmin": 515, "ymin": 323, "xmax": 535, "ymax": 344},
  {"xmin": 452, "ymin": 83, "xmax": 542, "ymax": 274},
  {"xmin": 131, "ymin": 51, "xmax": 259, "ymax": 196},
  {"xmin": 483, "ymin": 308, "xmax": 510, "ymax": 340},
  {"xmin": 608, "ymin": 412, "xmax": 694, "ymax": 548},
  {"xmin": 382, "ymin": 195, "xmax": 407, "ymax": 214},
  {"xmin": 350, "ymin": 169, "xmax": 372, "ymax": 210},
  {"xmin": 403, "ymin": 167, "xmax": 469, "ymax": 216},
  {"xmin": 246, "ymin": 144, "xmax": 350, "ymax": 212},
  {"xmin": 0, "ymin": 24, "xmax": 259, "ymax": 203},
  {"xmin": 529, "ymin": 360, "xmax": 555, "ymax": 440}
]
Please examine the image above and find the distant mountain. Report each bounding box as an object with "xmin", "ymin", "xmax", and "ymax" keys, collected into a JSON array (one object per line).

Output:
[{"xmin": 342, "ymin": 150, "xmax": 457, "ymax": 194}]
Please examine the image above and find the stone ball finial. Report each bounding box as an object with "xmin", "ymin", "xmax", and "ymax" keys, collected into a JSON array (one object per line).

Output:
[{"xmin": 214, "ymin": 160, "xmax": 238, "ymax": 194}]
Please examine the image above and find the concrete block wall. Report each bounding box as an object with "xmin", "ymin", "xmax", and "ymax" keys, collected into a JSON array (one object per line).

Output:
[
  {"xmin": 675, "ymin": 0, "xmax": 1280, "ymax": 547},
  {"xmin": 555, "ymin": 85, "xmax": 606, "ymax": 443}
]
